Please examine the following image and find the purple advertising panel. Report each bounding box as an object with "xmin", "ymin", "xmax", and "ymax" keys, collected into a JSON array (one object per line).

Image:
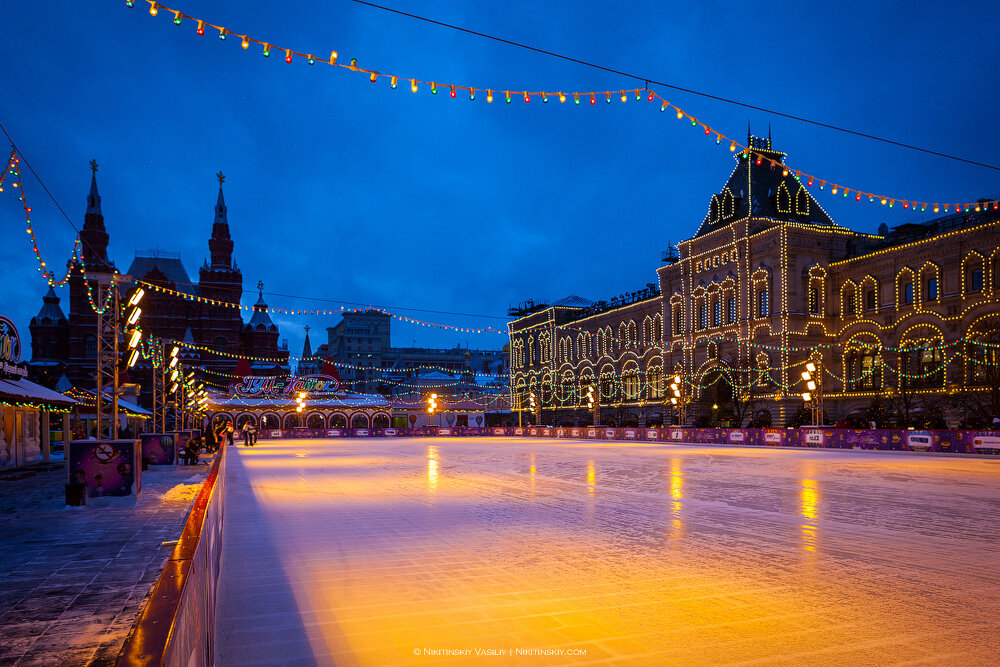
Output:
[
  {"xmin": 68, "ymin": 439, "xmax": 141, "ymax": 498},
  {"xmin": 139, "ymin": 433, "xmax": 176, "ymax": 465}
]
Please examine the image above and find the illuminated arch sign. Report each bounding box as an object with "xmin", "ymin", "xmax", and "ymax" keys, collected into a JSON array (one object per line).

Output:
[
  {"xmin": 231, "ymin": 374, "xmax": 340, "ymax": 398},
  {"xmin": 0, "ymin": 315, "xmax": 27, "ymax": 379}
]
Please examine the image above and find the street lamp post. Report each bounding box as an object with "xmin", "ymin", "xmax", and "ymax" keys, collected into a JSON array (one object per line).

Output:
[
  {"xmin": 427, "ymin": 393, "xmax": 438, "ymax": 427},
  {"xmin": 669, "ymin": 374, "xmax": 687, "ymax": 426},
  {"xmin": 586, "ymin": 384, "xmax": 597, "ymax": 426},
  {"xmin": 800, "ymin": 361, "xmax": 822, "ymax": 426}
]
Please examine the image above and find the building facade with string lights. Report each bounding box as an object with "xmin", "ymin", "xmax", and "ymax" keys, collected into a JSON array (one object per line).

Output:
[
  {"xmin": 28, "ymin": 166, "xmax": 290, "ymax": 404},
  {"xmin": 508, "ymin": 134, "xmax": 1000, "ymax": 428}
]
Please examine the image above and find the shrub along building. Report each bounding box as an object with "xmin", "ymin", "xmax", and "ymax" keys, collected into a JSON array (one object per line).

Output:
[
  {"xmin": 28, "ymin": 167, "xmax": 290, "ymax": 408},
  {"xmin": 508, "ymin": 134, "xmax": 1000, "ymax": 428}
]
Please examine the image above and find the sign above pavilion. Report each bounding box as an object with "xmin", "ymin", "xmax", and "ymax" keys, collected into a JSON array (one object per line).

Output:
[
  {"xmin": 0, "ymin": 315, "xmax": 27, "ymax": 379},
  {"xmin": 230, "ymin": 374, "xmax": 341, "ymax": 398}
]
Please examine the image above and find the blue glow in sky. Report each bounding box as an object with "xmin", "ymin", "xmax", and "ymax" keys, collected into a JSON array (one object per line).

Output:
[{"xmin": 2, "ymin": 0, "xmax": 997, "ymax": 355}]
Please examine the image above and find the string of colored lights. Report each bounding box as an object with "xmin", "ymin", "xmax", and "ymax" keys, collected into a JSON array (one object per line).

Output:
[
  {"xmin": 131, "ymin": 0, "xmax": 999, "ymax": 215},
  {"xmin": 136, "ymin": 280, "xmax": 507, "ymax": 335},
  {"xmin": 297, "ymin": 354, "xmax": 509, "ymax": 377},
  {"xmin": 4, "ymin": 150, "xmax": 85, "ymax": 290}
]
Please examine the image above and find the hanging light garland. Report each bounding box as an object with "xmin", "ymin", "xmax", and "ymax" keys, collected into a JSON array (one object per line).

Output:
[
  {"xmin": 129, "ymin": 0, "xmax": 999, "ymax": 215},
  {"xmin": 136, "ymin": 279, "xmax": 506, "ymax": 334}
]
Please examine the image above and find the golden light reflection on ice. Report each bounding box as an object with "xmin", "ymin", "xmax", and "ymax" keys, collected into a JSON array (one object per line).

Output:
[
  {"xmin": 800, "ymin": 475, "xmax": 820, "ymax": 555},
  {"xmin": 586, "ymin": 459, "xmax": 596, "ymax": 497},
  {"xmin": 426, "ymin": 445, "xmax": 439, "ymax": 494},
  {"xmin": 669, "ymin": 457, "xmax": 684, "ymax": 541},
  {"xmin": 529, "ymin": 452, "xmax": 536, "ymax": 498}
]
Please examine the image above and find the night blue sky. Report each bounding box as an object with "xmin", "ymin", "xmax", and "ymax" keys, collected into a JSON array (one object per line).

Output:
[{"xmin": 2, "ymin": 0, "xmax": 998, "ymax": 358}]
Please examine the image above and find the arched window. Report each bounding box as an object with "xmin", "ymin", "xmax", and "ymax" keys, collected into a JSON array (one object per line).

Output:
[
  {"xmin": 776, "ymin": 182, "xmax": 791, "ymax": 213},
  {"xmin": 306, "ymin": 413, "xmax": 325, "ymax": 428},
  {"xmin": 328, "ymin": 413, "xmax": 347, "ymax": 429},
  {"xmin": 841, "ymin": 282, "xmax": 857, "ymax": 317},
  {"xmin": 283, "ymin": 413, "xmax": 301, "ymax": 429},
  {"xmin": 963, "ymin": 253, "xmax": 985, "ymax": 295},
  {"xmin": 350, "ymin": 413, "xmax": 370, "ymax": 428},
  {"xmin": 897, "ymin": 268, "xmax": 916, "ymax": 307},
  {"xmin": 372, "ymin": 413, "xmax": 390, "ymax": 428},
  {"xmin": 721, "ymin": 188, "xmax": 734, "ymax": 218},
  {"xmin": 757, "ymin": 288, "xmax": 769, "ymax": 318},
  {"xmin": 647, "ymin": 365, "xmax": 663, "ymax": 399},
  {"xmin": 622, "ymin": 362, "xmax": 641, "ymax": 400},
  {"xmin": 260, "ymin": 413, "xmax": 280, "ymax": 429},
  {"xmin": 795, "ymin": 185, "xmax": 810, "ymax": 215},
  {"xmin": 845, "ymin": 341, "xmax": 883, "ymax": 392}
]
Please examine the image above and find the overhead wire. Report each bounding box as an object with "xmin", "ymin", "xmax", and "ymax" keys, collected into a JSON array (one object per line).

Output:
[{"xmin": 346, "ymin": 0, "xmax": 999, "ymax": 171}]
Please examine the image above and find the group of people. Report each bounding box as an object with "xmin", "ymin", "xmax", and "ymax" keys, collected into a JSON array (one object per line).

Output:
[
  {"xmin": 239, "ymin": 421, "xmax": 258, "ymax": 446},
  {"xmin": 177, "ymin": 420, "xmax": 259, "ymax": 465}
]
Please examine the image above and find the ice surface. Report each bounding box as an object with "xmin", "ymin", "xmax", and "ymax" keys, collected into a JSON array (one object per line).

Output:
[{"xmin": 214, "ymin": 438, "xmax": 1000, "ymax": 665}]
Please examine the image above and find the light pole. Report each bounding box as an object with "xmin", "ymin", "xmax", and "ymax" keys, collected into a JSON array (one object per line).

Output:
[
  {"xmin": 669, "ymin": 374, "xmax": 687, "ymax": 426},
  {"xmin": 427, "ymin": 393, "xmax": 438, "ymax": 427},
  {"xmin": 529, "ymin": 391, "xmax": 538, "ymax": 426},
  {"xmin": 800, "ymin": 361, "xmax": 822, "ymax": 426},
  {"xmin": 586, "ymin": 384, "xmax": 597, "ymax": 426}
]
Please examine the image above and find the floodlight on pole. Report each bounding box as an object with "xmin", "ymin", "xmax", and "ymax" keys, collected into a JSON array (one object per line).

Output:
[
  {"xmin": 128, "ymin": 288, "xmax": 144, "ymax": 306},
  {"xmin": 128, "ymin": 329, "xmax": 142, "ymax": 349},
  {"xmin": 127, "ymin": 349, "xmax": 139, "ymax": 367}
]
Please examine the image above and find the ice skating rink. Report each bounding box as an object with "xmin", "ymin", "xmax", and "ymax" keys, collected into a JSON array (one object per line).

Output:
[{"xmin": 214, "ymin": 438, "xmax": 1000, "ymax": 665}]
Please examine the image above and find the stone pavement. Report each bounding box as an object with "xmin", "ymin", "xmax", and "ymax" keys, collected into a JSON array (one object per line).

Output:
[
  {"xmin": 0, "ymin": 456, "xmax": 210, "ymax": 666},
  {"xmin": 216, "ymin": 438, "xmax": 1000, "ymax": 666}
]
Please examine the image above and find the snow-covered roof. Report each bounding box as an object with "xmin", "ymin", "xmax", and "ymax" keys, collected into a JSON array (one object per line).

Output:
[{"xmin": 0, "ymin": 378, "xmax": 77, "ymax": 407}]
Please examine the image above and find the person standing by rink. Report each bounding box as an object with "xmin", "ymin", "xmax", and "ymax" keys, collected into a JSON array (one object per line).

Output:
[
  {"xmin": 226, "ymin": 421, "xmax": 235, "ymax": 447},
  {"xmin": 241, "ymin": 421, "xmax": 251, "ymax": 446},
  {"xmin": 248, "ymin": 423, "xmax": 257, "ymax": 446}
]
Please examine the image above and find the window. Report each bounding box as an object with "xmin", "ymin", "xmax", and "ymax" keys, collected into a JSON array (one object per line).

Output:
[
  {"xmin": 727, "ymin": 296, "xmax": 736, "ymax": 323},
  {"xmin": 712, "ymin": 301, "xmax": 720, "ymax": 326},
  {"xmin": 904, "ymin": 283, "xmax": 914, "ymax": 304},
  {"xmin": 757, "ymin": 289, "xmax": 769, "ymax": 318},
  {"xmin": 866, "ymin": 289, "xmax": 877, "ymax": 311},
  {"xmin": 845, "ymin": 296, "xmax": 856, "ymax": 316},
  {"xmin": 848, "ymin": 351, "xmax": 882, "ymax": 391},
  {"xmin": 672, "ymin": 307, "xmax": 682, "ymax": 335},
  {"xmin": 84, "ymin": 335, "xmax": 97, "ymax": 358},
  {"xmin": 971, "ymin": 268, "xmax": 983, "ymax": 293},
  {"xmin": 699, "ymin": 304, "xmax": 707, "ymax": 330},
  {"xmin": 809, "ymin": 286, "xmax": 820, "ymax": 315},
  {"xmin": 648, "ymin": 368, "xmax": 663, "ymax": 399},
  {"xmin": 926, "ymin": 278, "xmax": 938, "ymax": 301}
]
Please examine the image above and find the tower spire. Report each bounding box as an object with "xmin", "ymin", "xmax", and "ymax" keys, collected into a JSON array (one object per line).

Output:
[
  {"xmin": 80, "ymin": 159, "xmax": 111, "ymax": 267},
  {"xmin": 302, "ymin": 325, "xmax": 312, "ymax": 360},
  {"xmin": 215, "ymin": 171, "xmax": 228, "ymax": 223},
  {"xmin": 207, "ymin": 171, "xmax": 234, "ymax": 269},
  {"xmin": 86, "ymin": 159, "xmax": 101, "ymax": 215}
]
